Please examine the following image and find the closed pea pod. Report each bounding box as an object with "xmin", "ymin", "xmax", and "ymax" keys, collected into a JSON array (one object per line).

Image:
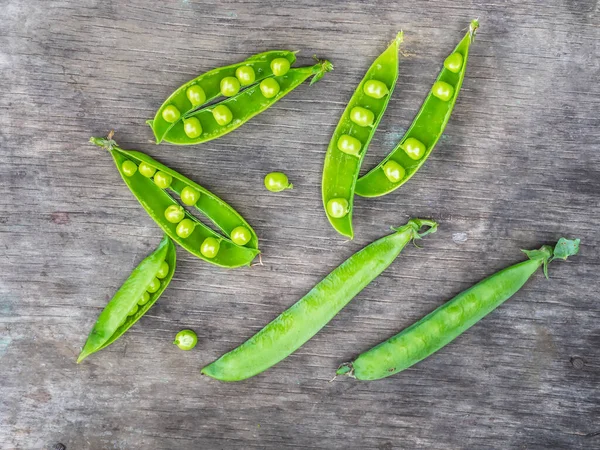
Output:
[
  {"xmin": 161, "ymin": 59, "xmax": 333, "ymax": 145},
  {"xmin": 91, "ymin": 136, "xmax": 259, "ymax": 268},
  {"xmin": 321, "ymin": 33, "xmax": 403, "ymax": 239},
  {"xmin": 336, "ymin": 237, "xmax": 580, "ymax": 380},
  {"xmin": 77, "ymin": 234, "xmax": 176, "ymax": 363},
  {"xmin": 355, "ymin": 20, "xmax": 479, "ymax": 198},
  {"xmin": 201, "ymin": 218, "xmax": 437, "ymax": 382},
  {"xmin": 148, "ymin": 50, "xmax": 297, "ymax": 144}
]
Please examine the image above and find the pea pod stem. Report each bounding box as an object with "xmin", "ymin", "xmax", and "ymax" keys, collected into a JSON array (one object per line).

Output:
[
  {"xmin": 336, "ymin": 237, "xmax": 580, "ymax": 380},
  {"xmin": 201, "ymin": 218, "xmax": 436, "ymax": 382}
]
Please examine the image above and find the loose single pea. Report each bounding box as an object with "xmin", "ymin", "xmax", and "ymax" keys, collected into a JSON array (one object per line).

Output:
[
  {"xmin": 162, "ymin": 105, "xmax": 181, "ymax": 123},
  {"xmin": 212, "ymin": 105, "xmax": 233, "ymax": 126},
  {"xmin": 264, "ymin": 172, "xmax": 292, "ymax": 192},
  {"xmin": 270, "ymin": 58, "xmax": 291, "ymax": 76},
  {"xmin": 164, "ymin": 205, "xmax": 185, "ymax": 223},
  {"xmin": 402, "ymin": 137, "xmax": 426, "ymax": 160},
  {"xmin": 349, "ymin": 106, "xmax": 375, "ymax": 127},
  {"xmin": 176, "ymin": 218, "xmax": 195, "ymax": 239},
  {"xmin": 337, "ymin": 134, "xmax": 362, "ymax": 157},
  {"xmin": 432, "ymin": 81, "xmax": 455, "ymax": 101},
  {"xmin": 186, "ymin": 85, "xmax": 206, "ymax": 106},
  {"xmin": 174, "ymin": 329, "xmax": 198, "ymax": 351},
  {"xmin": 220, "ymin": 76, "xmax": 241, "ymax": 97},
  {"xmin": 156, "ymin": 261, "xmax": 170, "ymax": 279},
  {"xmin": 138, "ymin": 291, "xmax": 151, "ymax": 306},
  {"xmin": 147, "ymin": 277, "xmax": 161, "ymax": 294},
  {"xmin": 154, "ymin": 171, "xmax": 173, "ymax": 189},
  {"xmin": 326, "ymin": 198, "xmax": 349, "ymax": 219},
  {"xmin": 444, "ymin": 52, "xmax": 464, "ymax": 73},
  {"xmin": 230, "ymin": 226, "xmax": 252, "ymax": 246},
  {"xmin": 201, "ymin": 237, "xmax": 220, "ymax": 259},
  {"xmin": 180, "ymin": 186, "xmax": 201, "ymax": 206},
  {"xmin": 363, "ymin": 80, "xmax": 389, "ymax": 99},
  {"xmin": 121, "ymin": 160, "xmax": 138, "ymax": 177},
  {"xmin": 382, "ymin": 160, "xmax": 405, "ymax": 183},
  {"xmin": 183, "ymin": 117, "xmax": 202, "ymax": 139},
  {"xmin": 138, "ymin": 162, "xmax": 156, "ymax": 178},
  {"xmin": 235, "ymin": 65, "xmax": 256, "ymax": 86},
  {"xmin": 260, "ymin": 78, "xmax": 280, "ymax": 99},
  {"xmin": 128, "ymin": 304, "xmax": 139, "ymax": 316}
]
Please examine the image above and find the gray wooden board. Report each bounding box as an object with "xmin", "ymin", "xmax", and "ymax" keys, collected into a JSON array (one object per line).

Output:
[{"xmin": 0, "ymin": 0, "xmax": 599, "ymax": 448}]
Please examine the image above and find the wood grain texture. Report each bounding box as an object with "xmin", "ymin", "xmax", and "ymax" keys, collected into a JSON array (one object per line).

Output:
[{"xmin": 1, "ymin": 0, "xmax": 599, "ymax": 448}]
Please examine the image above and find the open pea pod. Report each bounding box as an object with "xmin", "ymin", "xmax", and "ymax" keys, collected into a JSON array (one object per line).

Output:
[
  {"xmin": 161, "ymin": 59, "xmax": 333, "ymax": 145},
  {"xmin": 355, "ymin": 20, "xmax": 478, "ymax": 197},
  {"xmin": 77, "ymin": 234, "xmax": 176, "ymax": 363},
  {"xmin": 91, "ymin": 137, "xmax": 259, "ymax": 268},
  {"xmin": 148, "ymin": 50, "xmax": 297, "ymax": 144},
  {"xmin": 321, "ymin": 33, "xmax": 403, "ymax": 239}
]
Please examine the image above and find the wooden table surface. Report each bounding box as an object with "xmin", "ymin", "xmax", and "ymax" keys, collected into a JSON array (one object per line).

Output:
[{"xmin": 1, "ymin": 1, "xmax": 599, "ymax": 449}]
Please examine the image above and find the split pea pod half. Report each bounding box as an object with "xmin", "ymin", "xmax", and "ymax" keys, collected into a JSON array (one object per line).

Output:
[
  {"xmin": 355, "ymin": 20, "xmax": 479, "ymax": 198},
  {"xmin": 336, "ymin": 237, "xmax": 580, "ymax": 380},
  {"xmin": 77, "ymin": 234, "xmax": 176, "ymax": 363},
  {"xmin": 201, "ymin": 218, "xmax": 437, "ymax": 381},
  {"xmin": 159, "ymin": 58, "xmax": 333, "ymax": 145},
  {"xmin": 148, "ymin": 50, "xmax": 297, "ymax": 144},
  {"xmin": 91, "ymin": 136, "xmax": 259, "ymax": 268},
  {"xmin": 322, "ymin": 33, "xmax": 403, "ymax": 239}
]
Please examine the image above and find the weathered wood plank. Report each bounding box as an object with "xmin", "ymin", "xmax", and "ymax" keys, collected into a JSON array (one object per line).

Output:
[{"xmin": 1, "ymin": 0, "xmax": 599, "ymax": 448}]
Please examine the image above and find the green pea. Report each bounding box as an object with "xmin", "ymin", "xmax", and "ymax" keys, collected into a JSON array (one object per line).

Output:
[
  {"xmin": 220, "ymin": 76, "xmax": 241, "ymax": 97},
  {"xmin": 264, "ymin": 172, "xmax": 292, "ymax": 192},
  {"xmin": 174, "ymin": 329, "xmax": 198, "ymax": 351},
  {"xmin": 349, "ymin": 106, "xmax": 375, "ymax": 127},
  {"xmin": 235, "ymin": 65, "xmax": 256, "ymax": 86},
  {"xmin": 138, "ymin": 291, "xmax": 151, "ymax": 306},
  {"xmin": 260, "ymin": 78, "xmax": 280, "ymax": 99},
  {"xmin": 162, "ymin": 105, "xmax": 181, "ymax": 123},
  {"xmin": 156, "ymin": 261, "xmax": 170, "ymax": 279},
  {"xmin": 444, "ymin": 52, "xmax": 464, "ymax": 73},
  {"xmin": 180, "ymin": 186, "xmax": 201, "ymax": 206},
  {"xmin": 186, "ymin": 85, "xmax": 206, "ymax": 106},
  {"xmin": 402, "ymin": 137, "xmax": 426, "ymax": 160},
  {"xmin": 337, "ymin": 134, "xmax": 362, "ymax": 157},
  {"xmin": 212, "ymin": 105, "xmax": 233, "ymax": 126},
  {"xmin": 270, "ymin": 58, "xmax": 291, "ymax": 76},
  {"xmin": 121, "ymin": 160, "xmax": 138, "ymax": 177},
  {"xmin": 326, "ymin": 198, "xmax": 349, "ymax": 219},
  {"xmin": 432, "ymin": 81, "xmax": 454, "ymax": 101},
  {"xmin": 201, "ymin": 237, "xmax": 220, "ymax": 259},
  {"xmin": 363, "ymin": 80, "xmax": 389, "ymax": 99},
  {"xmin": 128, "ymin": 304, "xmax": 139, "ymax": 316},
  {"xmin": 183, "ymin": 117, "xmax": 202, "ymax": 139},
  {"xmin": 176, "ymin": 218, "xmax": 195, "ymax": 239},
  {"xmin": 138, "ymin": 162, "xmax": 156, "ymax": 178},
  {"xmin": 154, "ymin": 171, "xmax": 173, "ymax": 189},
  {"xmin": 164, "ymin": 205, "xmax": 185, "ymax": 223},
  {"xmin": 231, "ymin": 226, "xmax": 252, "ymax": 246},
  {"xmin": 147, "ymin": 277, "xmax": 161, "ymax": 294},
  {"xmin": 382, "ymin": 160, "xmax": 405, "ymax": 183}
]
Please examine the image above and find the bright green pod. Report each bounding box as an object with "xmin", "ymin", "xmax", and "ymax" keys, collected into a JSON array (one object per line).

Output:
[
  {"xmin": 77, "ymin": 234, "xmax": 176, "ymax": 363},
  {"xmin": 336, "ymin": 237, "xmax": 580, "ymax": 380},
  {"xmin": 355, "ymin": 20, "xmax": 479, "ymax": 198},
  {"xmin": 201, "ymin": 218, "xmax": 437, "ymax": 382},
  {"xmin": 321, "ymin": 32, "xmax": 403, "ymax": 239},
  {"xmin": 147, "ymin": 50, "xmax": 297, "ymax": 144},
  {"xmin": 161, "ymin": 60, "xmax": 333, "ymax": 145},
  {"xmin": 90, "ymin": 136, "xmax": 260, "ymax": 268}
]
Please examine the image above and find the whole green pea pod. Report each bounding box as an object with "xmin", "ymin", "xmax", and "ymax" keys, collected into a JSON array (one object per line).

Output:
[
  {"xmin": 336, "ymin": 237, "xmax": 580, "ymax": 380},
  {"xmin": 78, "ymin": 234, "xmax": 176, "ymax": 363},
  {"xmin": 201, "ymin": 218, "xmax": 437, "ymax": 381}
]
